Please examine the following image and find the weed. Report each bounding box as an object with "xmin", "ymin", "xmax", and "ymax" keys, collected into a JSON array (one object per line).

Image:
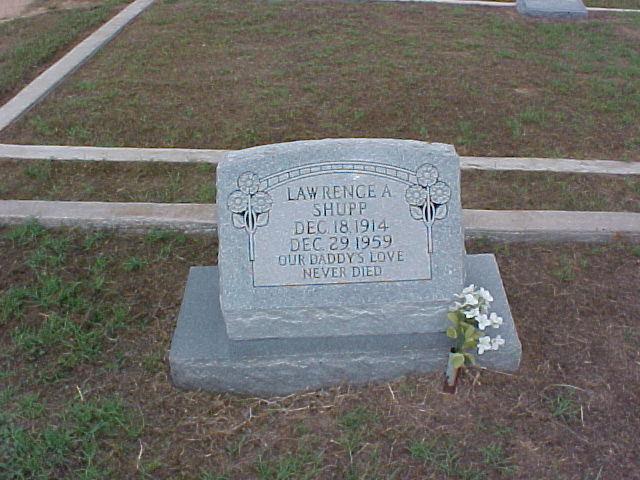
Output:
[
  {"xmin": 552, "ymin": 255, "xmax": 576, "ymax": 282},
  {"xmin": 18, "ymin": 393, "xmax": 45, "ymax": 419},
  {"xmin": 24, "ymin": 161, "xmax": 52, "ymax": 181},
  {"xmin": 549, "ymin": 393, "xmax": 581, "ymax": 423},
  {"xmin": 83, "ymin": 231, "xmax": 108, "ymax": 250},
  {"xmin": 0, "ymin": 287, "xmax": 29, "ymax": 324},
  {"xmin": 337, "ymin": 406, "xmax": 378, "ymax": 431},
  {"xmin": 481, "ymin": 443, "xmax": 517, "ymax": 476},
  {"xmin": 255, "ymin": 450, "xmax": 323, "ymax": 480},
  {"xmin": 4, "ymin": 220, "xmax": 46, "ymax": 246},
  {"xmin": 200, "ymin": 472, "xmax": 229, "ymax": 480},
  {"xmin": 142, "ymin": 350, "xmax": 165, "ymax": 374},
  {"xmin": 12, "ymin": 313, "xmax": 101, "ymax": 369},
  {"xmin": 123, "ymin": 256, "xmax": 148, "ymax": 272},
  {"xmin": 505, "ymin": 117, "xmax": 522, "ymax": 139},
  {"xmin": 408, "ymin": 437, "xmax": 467, "ymax": 477},
  {"xmin": 336, "ymin": 407, "xmax": 379, "ymax": 462}
]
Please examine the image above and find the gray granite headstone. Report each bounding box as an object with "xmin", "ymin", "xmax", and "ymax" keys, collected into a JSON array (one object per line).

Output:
[
  {"xmin": 170, "ymin": 139, "xmax": 522, "ymax": 396},
  {"xmin": 217, "ymin": 139, "xmax": 464, "ymax": 340},
  {"xmin": 517, "ymin": 0, "xmax": 588, "ymax": 19}
]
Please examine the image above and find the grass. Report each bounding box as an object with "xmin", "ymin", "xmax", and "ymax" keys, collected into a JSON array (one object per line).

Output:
[
  {"xmin": 584, "ymin": 0, "xmax": 640, "ymax": 7},
  {"xmin": 1, "ymin": 394, "xmax": 140, "ymax": 479},
  {"xmin": 0, "ymin": 0, "xmax": 129, "ymax": 104},
  {"xmin": 1, "ymin": 0, "xmax": 639, "ymax": 160},
  {"xmin": 0, "ymin": 222, "xmax": 639, "ymax": 478},
  {"xmin": 0, "ymin": 159, "xmax": 637, "ymax": 212}
]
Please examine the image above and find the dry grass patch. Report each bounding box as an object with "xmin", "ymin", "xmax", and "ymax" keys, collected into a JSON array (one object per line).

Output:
[
  {"xmin": 0, "ymin": 224, "xmax": 639, "ymax": 478},
  {"xmin": 1, "ymin": 0, "xmax": 639, "ymax": 161}
]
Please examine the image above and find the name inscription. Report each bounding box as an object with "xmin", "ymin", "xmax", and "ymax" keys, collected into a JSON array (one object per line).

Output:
[{"xmin": 249, "ymin": 173, "xmax": 432, "ymax": 287}]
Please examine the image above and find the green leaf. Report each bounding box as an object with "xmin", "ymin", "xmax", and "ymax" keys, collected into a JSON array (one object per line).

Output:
[
  {"xmin": 463, "ymin": 352, "xmax": 476, "ymax": 365},
  {"xmin": 464, "ymin": 324, "xmax": 476, "ymax": 340},
  {"xmin": 447, "ymin": 312, "xmax": 459, "ymax": 325},
  {"xmin": 446, "ymin": 327, "xmax": 458, "ymax": 339},
  {"xmin": 463, "ymin": 340, "xmax": 477, "ymax": 350},
  {"xmin": 450, "ymin": 353, "xmax": 465, "ymax": 369}
]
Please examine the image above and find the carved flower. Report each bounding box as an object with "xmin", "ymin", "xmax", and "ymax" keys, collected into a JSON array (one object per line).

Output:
[
  {"xmin": 251, "ymin": 191, "xmax": 273, "ymax": 214},
  {"xmin": 416, "ymin": 164, "xmax": 439, "ymax": 187},
  {"xmin": 228, "ymin": 190, "xmax": 249, "ymax": 213},
  {"xmin": 405, "ymin": 185, "xmax": 428, "ymax": 206},
  {"xmin": 237, "ymin": 171, "xmax": 261, "ymax": 195},
  {"xmin": 430, "ymin": 181, "xmax": 451, "ymax": 205}
]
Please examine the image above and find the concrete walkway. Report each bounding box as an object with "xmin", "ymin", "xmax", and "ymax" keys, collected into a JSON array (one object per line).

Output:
[{"xmin": 1, "ymin": 200, "xmax": 638, "ymax": 241}]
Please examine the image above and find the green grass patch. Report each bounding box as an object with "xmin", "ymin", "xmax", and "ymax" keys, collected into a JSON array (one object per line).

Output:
[{"xmin": 0, "ymin": 394, "xmax": 140, "ymax": 479}]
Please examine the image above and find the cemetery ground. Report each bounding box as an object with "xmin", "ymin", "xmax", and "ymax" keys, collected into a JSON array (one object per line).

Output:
[
  {"xmin": 0, "ymin": 0, "xmax": 130, "ymax": 105},
  {"xmin": 0, "ymin": 1, "xmax": 639, "ymax": 162},
  {"xmin": 0, "ymin": 223, "xmax": 638, "ymax": 479},
  {"xmin": 0, "ymin": 159, "xmax": 639, "ymax": 212}
]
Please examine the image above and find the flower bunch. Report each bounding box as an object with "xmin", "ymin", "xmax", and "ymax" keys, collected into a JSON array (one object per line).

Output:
[{"xmin": 446, "ymin": 284, "xmax": 505, "ymax": 369}]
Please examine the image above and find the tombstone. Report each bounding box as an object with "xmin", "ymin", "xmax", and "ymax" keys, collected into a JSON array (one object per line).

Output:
[
  {"xmin": 169, "ymin": 139, "xmax": 521, "ymax": 396},
  {"xmin": 516, "ymin": 0, "xmax": 588, "ymax": 19}
]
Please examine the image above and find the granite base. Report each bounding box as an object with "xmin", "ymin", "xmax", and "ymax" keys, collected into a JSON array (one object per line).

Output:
[{"xmin": 169, "ymin": 254, "xmax": 521, "ymax": 396}]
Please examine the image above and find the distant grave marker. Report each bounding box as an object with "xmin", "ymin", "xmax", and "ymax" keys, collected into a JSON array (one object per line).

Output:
[
  {"xmin": 517, "ymin": 0, "xmax": 588, "ymax": 19},
  {"xmin": 170, "ymin": 139, "xmax": 521, "ymax": 396}
]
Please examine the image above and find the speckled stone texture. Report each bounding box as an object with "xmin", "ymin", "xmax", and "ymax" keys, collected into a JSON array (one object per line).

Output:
[
  {"xmin": 169, "ymin": 254, "xmax": 521, "ymax": 396},
  {"xmin": 517, "ymin": 0, "xmax": 587, "ymax": 19},
  {"xmin": 217, "ymin": 139, "xmax": 465, "ymax": 340}
]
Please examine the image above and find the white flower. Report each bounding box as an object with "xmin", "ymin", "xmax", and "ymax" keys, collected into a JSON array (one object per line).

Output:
[
  {"xmin": 463, "ymin": 293, "xmax": 478, "ymax": 306},
  {"xmin": 489, "ymin": 312, "xmax": 503, "ymax": 329},
  {"xmin": 491, "ymin": 335, "xmax": 505, "ymax": 350},
  {"xmin": 462, "ymin": 284, "xmax": 476, "ymax": 295},
  {"xmin": 477, "ymin": 336, "xmax": 492, "ymax": 355},
  {"xmin": 463, "ymin": 307, "xmax": 480, "ymax": 319},
  {"xmin": 478, "ymin": 287, "xmax": 493, "ymax": 303},
  {"xmin": 476, "ymin": 314, "xmax": 491, "ymax": 331}
]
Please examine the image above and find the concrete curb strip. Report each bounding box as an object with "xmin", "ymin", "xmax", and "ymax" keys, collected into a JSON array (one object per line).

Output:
[
  {"xmin": 0, "ymin": 200, "xmax": 218, "ymax": 233},
  {"xmin": 460, "ymin": 156, "xmax": 640, "ymax": 175},
  {"xmin": 463, "ymin": 209, "xmax": 640, "ymax": 242},
  {"xmin": 0, "ymin": 144, "xmax": 226, "ymax": 163},
  {"xmin": 0, "ymin": 0, "xmax": 156, "ymax": 132},
  {"xmin": 379, "ymin": 0, "xmax": 639, "ymax": 12},
  {"xmin": 0, "ymin": 200, "xmax": 638, "ymax": 241},
  {"xmin": 1, "ymin": 144, "xmax": 637, "ymax": 175}
]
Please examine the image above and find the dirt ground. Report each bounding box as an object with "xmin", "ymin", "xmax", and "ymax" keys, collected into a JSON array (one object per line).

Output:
[
  {"xmin": 1, "ymin": 225, "xmax": 639, "ymax": 479},
  {"xmin": 0, "ymin": 0, "xmax": 109, "ymax": 21}
]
